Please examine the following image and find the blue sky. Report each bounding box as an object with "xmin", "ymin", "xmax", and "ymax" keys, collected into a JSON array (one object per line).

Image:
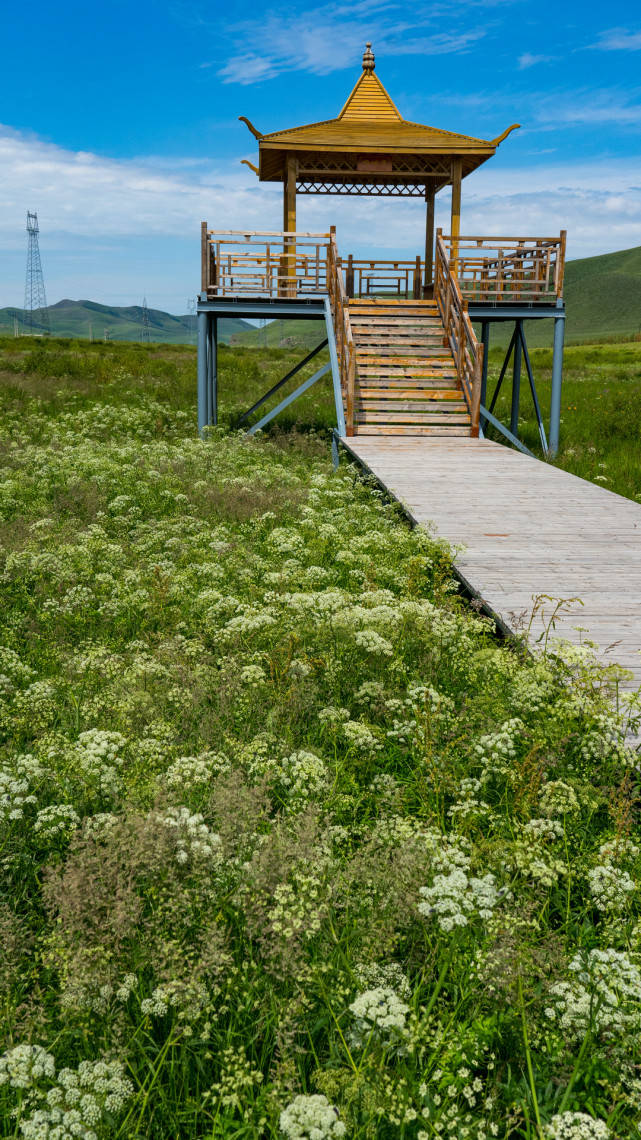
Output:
[{"xmin": 1, "ymin": 0, "xmax": 640, "ymax": 312}]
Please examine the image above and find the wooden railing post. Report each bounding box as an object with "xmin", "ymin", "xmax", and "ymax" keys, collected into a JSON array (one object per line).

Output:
[
  {"xmin": 471, "ymin": 341, "xmax": 483, "ymax": 438},
  {"xmin": 556, "ymin": 230, "xmax": 567, "ymax": 298},
  {"xmin": 346, "ymin": 254, "xmax": 354, "ymax": 298},
  {"xmin": 201, "ymin": 222, "xmax": 209, "ymax": 292},
  {"xmin": 413, "ymin": 256, "xmax": 421, "ymax": 299},
  {"xmin": 457, "ymin": 303, "xmax": 466, "ymax": 390},
  {"xmin": 346, "ymin": 340, "xmax": 355, "ymax": 437}
]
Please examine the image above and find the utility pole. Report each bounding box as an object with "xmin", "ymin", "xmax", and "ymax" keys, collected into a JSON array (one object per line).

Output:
[{"xmin": 24, "ymin": 212, "xmax": 50, "ymax": 335}]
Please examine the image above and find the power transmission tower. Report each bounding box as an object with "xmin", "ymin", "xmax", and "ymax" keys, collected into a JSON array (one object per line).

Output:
[
  {"xmin": 24, "ymin": 212, "xmax": 50, "ymax": 335},
  {"xmin": 141, "ymin": 297, "xmax": 151, "ymax": 343}
]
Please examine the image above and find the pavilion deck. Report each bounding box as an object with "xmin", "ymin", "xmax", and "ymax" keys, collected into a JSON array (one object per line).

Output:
[{"xmin": 198, "ymin": 226, "xmax": 566, "ymax": 448}]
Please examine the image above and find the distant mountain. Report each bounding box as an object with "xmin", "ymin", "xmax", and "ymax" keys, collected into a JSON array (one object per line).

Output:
[{"xmin": 0, "ymin": 299, "xmax": 252, "ymax": 345}]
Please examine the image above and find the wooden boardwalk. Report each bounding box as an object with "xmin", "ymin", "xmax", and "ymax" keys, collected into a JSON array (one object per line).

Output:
[{"xmin": 341, "ymin": 435, "xmax": 641, "ymax": 688}]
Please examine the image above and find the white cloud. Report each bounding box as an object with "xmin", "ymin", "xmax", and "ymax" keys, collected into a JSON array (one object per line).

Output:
[
  {"xmin": 590, "ymin": 27, "xmax": 641, "ymax": 51},
  {"xmin": 439, "ymin": 85, "xmax": 641, "ymax": 129},
  {"xmin": 216, "ymin": 2, "xmax": 489, "ymax": 85},
  {"xmin": 1, "ymin": 125, "xmax": 640, "ymax": 309},
  {"xmin": 518, "ymin": 52, "xmax": 554, "ymax": 69}
]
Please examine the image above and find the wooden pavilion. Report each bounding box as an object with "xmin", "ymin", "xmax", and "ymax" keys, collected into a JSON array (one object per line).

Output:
[
  {"xmin": 239, "ymin": 43, "xmax": 520, "ymax": 287},
  {"xmin": 198, "ymin": 45, "xmax": 567, "ymax": 457}
]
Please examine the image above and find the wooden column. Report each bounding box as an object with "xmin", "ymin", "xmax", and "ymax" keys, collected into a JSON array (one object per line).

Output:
[
  {"xmin": 283, "ymin": 155, "xmax": 297, "ymax": 296},
  {"xmin": 424, "ymin": 184, "xmax": 436, "ymax": 295},
  {"xmin": 450, "ymin": 158, "xmax": 462, "ymax": 267}
]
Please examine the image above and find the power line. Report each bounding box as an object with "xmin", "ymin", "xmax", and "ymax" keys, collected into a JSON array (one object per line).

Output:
[{"xmin": 24, "ymin": 211, "xmax": 50, "ymax": 335}]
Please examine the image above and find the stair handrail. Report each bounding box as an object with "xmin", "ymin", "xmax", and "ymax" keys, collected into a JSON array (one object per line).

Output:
[
  {"xmin": 327, "ymin": 231, "xmax": 356, "ymax": 436},
  {"xmin": 435, "ymin": 230, "xmax": 483, "ymax": 437}
]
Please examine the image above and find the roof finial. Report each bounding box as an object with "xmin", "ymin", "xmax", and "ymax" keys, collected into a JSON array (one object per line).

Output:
[{"xmin": 362, "ymin": 42, "xmax": 375, "ymax": 71}]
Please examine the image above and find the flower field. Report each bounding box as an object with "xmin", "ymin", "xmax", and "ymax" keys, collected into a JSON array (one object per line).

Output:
[{"xmin": 0, "ymin": 337, "xmax": 640, "ymax": 1140}]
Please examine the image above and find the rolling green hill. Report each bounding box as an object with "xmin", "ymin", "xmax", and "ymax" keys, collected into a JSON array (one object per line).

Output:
[
  {"xmin": 0, "ymin": 299, "xmax": 252, "ymax": 345},
  {"xmin": 562, "ymin": 244, "xmax": 641, "ymax": 342}
]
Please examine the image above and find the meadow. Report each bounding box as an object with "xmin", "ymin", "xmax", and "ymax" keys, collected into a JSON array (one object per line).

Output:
[
  {"xmin": 0, "ymin": 335, "xmax": 640, "ymax": 1140},
  {"xmin": 485, "ymin": 341, "xmax": 641, "ymax": 501}
]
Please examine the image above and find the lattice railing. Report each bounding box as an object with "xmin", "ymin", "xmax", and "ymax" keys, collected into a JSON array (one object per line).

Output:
[
  {"xmin": 440, "ymin": 231, "xmax": 566, "ymax": 303},
  {"xmin": 201, "ymin": 227, "xmax": 330, "ymax": 297},
  {"xmin": 343, "ymin": 256, "xmax": 423, "ymax": 298},
  {"xmin": 434, "ymin": 235, "xmax": 484, "ymax": 437},
  {"xmin": 327, "ymin": 234, "xmax": 356, "ymax": 436}
]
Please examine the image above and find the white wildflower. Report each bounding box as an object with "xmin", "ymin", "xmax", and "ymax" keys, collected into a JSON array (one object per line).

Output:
[
  {"xmin": 349, "ymin": 986, "xmax": 409, "ymax": 1046},
  {"xmin": 588, "ymin": 863, "xmax": 635, "ymax": 913},
  {"xmin": 354, "ymin": 628, "xmax": 393, "ymax": 656},
  {"xmin": 240, "ymin": 664, "xmax": 267, "ymax": 685},
  {"xmin": 548, "ymin": 948, "xmax": 641, "ymax": 1037},
  {"xmin": 538, "ymin": 781, "xmax": 580, "ymax": 817},
  {"xmin": 19, "ymin": 1059, "xmax": 133, "ymax": 1140},
  {"xmin": 544, "ymin": 1111, "xmax": 609, "ymax": 1139},
  {"xmin": 342, "ymin": 720, "xmax": 382, "ymax": 753},
  {"xmin": 157, "ymin": 806, "xmax": 223, "ymax": 865},
  {"xmin": 33, "ymin": 804, "xmax": 80, "ymax": 842},
  {"xmin": 279, "ymin": 1094, "xmax": 346, "ymax": 1139},
  {"xmin": 419, "ymin": 866, "xmax": 502, "ymax": 932},
  {"xmin": 0, "ymin": 1044, "xmax": 55, "ymax": 1088},
  {"xmin": 0, "ymin": 754, "xmax": 44, "ymax": 823},
  {"xmin": 163, "ymin": 752, "xmax": 230, "ymax": 793}
]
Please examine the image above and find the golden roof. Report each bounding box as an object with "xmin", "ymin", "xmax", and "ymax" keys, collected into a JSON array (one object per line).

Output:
[{"xmin": 240, "ymin": 44, "xmax": 519, "ymax": 186}]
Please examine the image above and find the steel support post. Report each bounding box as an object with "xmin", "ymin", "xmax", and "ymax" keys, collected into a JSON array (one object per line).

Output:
[
  {"xmin": 480, "ymin": 321, "xmax": 490, "ymax": 408},
  {"xmin": 197, "ymin": 310, "xmax": 208, "ymax": 436},
  {"xmin": 549, "ymin": 308, "xmax": 566, "ymax": 457},
  {"xmin": 510, "ymin": 319, "xmax": 523, "ymax": 438},
  {"xmin": 209, "ymin": 317, "xmax": 218, "ymax": 426},
  {"xmin": 324, "ymin": 298, "xmax": 347, "ymax": 437}
]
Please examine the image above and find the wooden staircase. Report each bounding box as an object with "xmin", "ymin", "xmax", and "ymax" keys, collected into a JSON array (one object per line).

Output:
[{"xmin": 348, "ymin": 298, "xmax": 471, "ymax": 436}]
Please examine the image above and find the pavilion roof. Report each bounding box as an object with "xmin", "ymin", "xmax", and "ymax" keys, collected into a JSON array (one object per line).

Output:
[
  {"xmin": 240, "ymin": 45, "xmax": 518, "ymax": 185},
  {"xmin": 260, "ymin": 70, "xmax": 493, "ymax": 154}
]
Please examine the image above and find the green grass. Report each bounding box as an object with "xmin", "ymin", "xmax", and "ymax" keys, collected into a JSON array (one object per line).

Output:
[
  {"xmin": 484, "ymin": 340, "xmax": 641, "ymax": 501},
  {"xmin": 0, "ymin": 336, "xmax": 639, "ymax": 1140}
]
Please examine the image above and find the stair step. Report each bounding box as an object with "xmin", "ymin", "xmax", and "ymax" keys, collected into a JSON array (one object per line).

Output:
[
  {"xmin": 357, "ymin": 411, "xmax": 471, "ymax": 424},
  {"xmin": 355, "ymin": 376, "xmax": 456, "ymax": 385},
  {"xmin": 354, "ymin": 425, "xmax": 471, "ymax": 436},
  {"xmin": 349, "ymin": 301, "xmax": 437, "ymax": 309},
  {"xmin": 353, "ymin": 336, "xmax": 446, "ymax": 346},
  {"xmin": 350, "ymin": 319, "xmax": 444, "ymax": 329},
  {"xmin": 359, "ymin": 387, "xmax": 460, "ymax": 399},
  {"xmin": 356, "ymin": 353, "xmax": 453, "ymax": 365},
  {"xmin": 359, "ymin": 400, "xmax": 468, "ymax": 412}
]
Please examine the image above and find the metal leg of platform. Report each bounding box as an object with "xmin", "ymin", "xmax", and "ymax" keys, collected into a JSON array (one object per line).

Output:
[
  {"xmin": 324, "ymin": 298, "xmax": 346, "ymax": 438},
  {"xmin": 510, "ymin": 319, "xmax": 523, "ymax": 437},
  {"xmin": 549, "ymin": 308, "xmax": 566, "ymax": 457},
  {"xmin": 208, "ymin": 317, "xmax": 218, "ymax": 427},
  {"xmin": 246, "ymin": 362, "xmax": 331, "ymax": 437},
  {"xmin": 197, "ymin": 311, "xmax": 208, "ymax": 436}
]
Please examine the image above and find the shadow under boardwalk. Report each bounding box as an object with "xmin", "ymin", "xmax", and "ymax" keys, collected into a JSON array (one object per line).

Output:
[{"xmin": 341, "ymin": 435, "xmax": 641, "ymax": 690}]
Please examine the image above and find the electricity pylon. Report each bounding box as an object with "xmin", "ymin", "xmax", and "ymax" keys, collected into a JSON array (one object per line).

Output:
[
  {"xmin": 141, "ymin": 297, "xmax": 151, "ymax": 343},
  {"xmin": 24, "ymin": 212, "xmax": 50, "ymax": 335}
]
